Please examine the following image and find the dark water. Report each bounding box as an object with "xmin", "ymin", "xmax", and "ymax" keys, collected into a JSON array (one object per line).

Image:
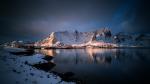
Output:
[{"xmin": 35, "ymin": 48, "xmax": 150, "ymax": 84}]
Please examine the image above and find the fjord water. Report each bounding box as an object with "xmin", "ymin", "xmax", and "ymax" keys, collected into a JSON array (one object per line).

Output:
[
  {"xmin": 37, "ymin": 48, "xmax": 150, "ymax": 84},
  {"xmin": 1, "ymin": 47, "xmax": 150, "ymax": 84}
]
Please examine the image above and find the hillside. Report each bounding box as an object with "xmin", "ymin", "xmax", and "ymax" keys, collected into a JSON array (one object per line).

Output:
[{"xmin": 4, "ymin": 28, "xmax": 149, "ymax": 49}]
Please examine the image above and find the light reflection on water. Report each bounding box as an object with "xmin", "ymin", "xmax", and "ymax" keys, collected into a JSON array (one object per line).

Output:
[
  {"xmin": 35, "ymin": 48, "xmax": 150, "ymax": 84},
  {"xmin": 36, "ymin": 49, "xmax": 118, "ymax": 64}
]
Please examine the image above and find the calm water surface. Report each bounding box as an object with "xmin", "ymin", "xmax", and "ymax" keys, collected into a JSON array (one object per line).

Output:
[{"xmin": 36, "ymin": 48, "xmax": 150, "ymax": 84}]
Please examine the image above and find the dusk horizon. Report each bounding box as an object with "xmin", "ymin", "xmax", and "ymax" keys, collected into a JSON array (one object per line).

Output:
[
  {"xmin": 0, "ymin": 0, "xmax": 150, "ymax": 43},
  {"xmin": 0, "ymin": 0, "xmax": 150, "ymax": 84}
]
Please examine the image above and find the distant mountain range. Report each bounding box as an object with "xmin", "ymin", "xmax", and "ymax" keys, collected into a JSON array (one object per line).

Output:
[
  {"xmin": 34, "ymin": 28, "xmax": 150, "ymax": 48},
  {"xmin": 3, "ymin": 28, "xmax": 150, "ymax": 49}
]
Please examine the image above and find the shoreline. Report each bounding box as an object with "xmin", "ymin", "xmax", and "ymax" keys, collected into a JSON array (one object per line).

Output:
[{"xmin": 3, "ymin": 45, "xmax": 150, "ymax": 50}]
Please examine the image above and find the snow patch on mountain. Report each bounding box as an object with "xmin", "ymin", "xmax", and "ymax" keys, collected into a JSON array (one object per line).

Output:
[{"xmin": 34, "ymin": 28, "xmax": 150, "ymax": 48}]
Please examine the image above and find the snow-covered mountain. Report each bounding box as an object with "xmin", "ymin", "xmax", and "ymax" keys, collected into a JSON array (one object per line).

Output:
[
  {"xmin": 113, "ymin": 32, "xmax": 150, "ymax": 47},
  {"xmin": 34, "ymin": 28, "xmax": 150, "ymax": 48},
  {"xmin": 34, "ymin": 28, "xmax": 114, "ymax": 48}
]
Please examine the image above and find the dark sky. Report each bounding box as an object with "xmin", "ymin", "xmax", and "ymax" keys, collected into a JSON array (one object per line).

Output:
[{"xmin": 0, "ymin": 0, "xmax": 150, "ymax": 43}]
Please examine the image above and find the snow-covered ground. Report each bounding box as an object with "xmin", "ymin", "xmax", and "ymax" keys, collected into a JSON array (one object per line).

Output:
[
  {"xmin": 1, "ymin": 46, "xmax": 150, "ymax": 84},
  {"xmin": 0, "ymin": 47, "xmax": 75, "ymax": 84}
]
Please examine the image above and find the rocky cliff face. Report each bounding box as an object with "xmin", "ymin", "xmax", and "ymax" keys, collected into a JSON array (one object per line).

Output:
[
  {"xmin": 34, "ymin": 32, "xmax": 57, "ymax": 47},
  {"xmin": 34, "ymin": 28, "xmax": 113, "ymax": 48},
  {"xmin": 34, "ymin": 28, "xmax": 150, "ymax": 48},
  {"xmin": 3, "ymin": 28, "xmax": 149, "ymax": 49}
]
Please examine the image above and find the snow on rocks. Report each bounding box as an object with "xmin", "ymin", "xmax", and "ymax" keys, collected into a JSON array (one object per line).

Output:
[{"xmin": 34, "ymin": 28, "xmax": 118, "ymax": 48}]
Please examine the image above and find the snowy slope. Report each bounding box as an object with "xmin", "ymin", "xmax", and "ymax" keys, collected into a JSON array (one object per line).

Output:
[
  {"xmin": 54, "ymin": 31, "xmax": 94, "ymax": 44},
  {"xmin": 34, "ymin": 28, "xmax": 150, "ymax": 48}
]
